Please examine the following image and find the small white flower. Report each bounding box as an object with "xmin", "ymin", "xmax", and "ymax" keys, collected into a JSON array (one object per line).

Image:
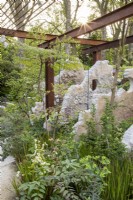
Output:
[{"xmin": 16, "ymin": 171, "xmax": 21, "ymax": 178}]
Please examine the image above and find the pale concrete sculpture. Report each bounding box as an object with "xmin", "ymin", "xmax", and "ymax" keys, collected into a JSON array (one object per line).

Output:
[
  {"xmin": 123, "ymin": 68, "xmax": 133, "ymax": 92},
  {"xmin": 122, "ymin": 125, "xmax": 133, "ymax": 151},
  {"xmin": 74, "ymin": 67, "xmax": 133, "ymax": 137},
  {"xmin": 60, "ymin": 60, "xmax": 113, "ymax": 120}
]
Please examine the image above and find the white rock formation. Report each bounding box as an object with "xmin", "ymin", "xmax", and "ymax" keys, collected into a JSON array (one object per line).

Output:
[
  {"xmin": 60, "ymin": 60, "xmax": 113, "ymax": 120},
  {"xmin": 32, "ymin": 69, "xmax": 86, "ymax": 116},
  {"xmin": 122, "ymin": 125, "xmax": 133, "ymax": 150},
  {"xmin": 123, "ymin": 68, "xmax": 133, "ymax": 92},
  {"xmin": 74, "ymin": 67, "xmax": 133, "ymax": 136},
  {"xmin": 73, "ymin": 110, "xmax": 92, "ymax": 138},
  {"xmin": 55, "ymin": 69, "xmax": 86, "ymax": 85}
]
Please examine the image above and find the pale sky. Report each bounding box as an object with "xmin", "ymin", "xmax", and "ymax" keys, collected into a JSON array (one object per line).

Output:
[{"xmin": 0, "ymin": 0, "xmax": 92, "ymax": 31}]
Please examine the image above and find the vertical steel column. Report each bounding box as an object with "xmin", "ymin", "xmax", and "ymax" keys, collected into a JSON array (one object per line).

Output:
[
  {"xmin": 92, "ymin": 51, "xmax": 102, "ymax": 64},
  {"xmin": 45, "ymin": 59, "xmax": 54, "ymax": 109}
]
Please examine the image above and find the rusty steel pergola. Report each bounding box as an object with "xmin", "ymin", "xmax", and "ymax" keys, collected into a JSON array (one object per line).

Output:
[
  {"xmin": 0, "ymin": 1, "xmax": 133, "ymax": 109},
  {"xmin": 0, "ymin": 0, "xmax": 56, "ymax": 30}
]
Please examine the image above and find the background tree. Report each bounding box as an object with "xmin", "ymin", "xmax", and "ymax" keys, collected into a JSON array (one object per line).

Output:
[{"xmin": 0, "ymin": 42, "xmax": 20, "ymax": 101}]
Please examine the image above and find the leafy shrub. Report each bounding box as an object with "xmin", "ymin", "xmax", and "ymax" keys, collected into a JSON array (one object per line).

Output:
[
  {"xmin": 2, "ymin": 132, "xmax": 35, "ymax": 162},
  {"xmin": 79, "ymin": 101, "xmax": 126, "ymax": 160},
  {"xmin": 0, "ymin": 104, "xmax": 39, "ymax": 161},
  {"xmin": 0, "ymin": 43, "xmax": 20, "ymax": 100},
  {"xmin": 16, "ymin": 138, "xmax": 110, "ymax": 200},
  {"xmin": 78, "ymin": 101, "xmax": 133, "ymax": 200},
  {"xmin": 0, "ymin": 104, "xmax": 29, "ymax": 138},
  {"xmin": 119, "ymin": 117, "xmax": 133, "ymax": 132}
]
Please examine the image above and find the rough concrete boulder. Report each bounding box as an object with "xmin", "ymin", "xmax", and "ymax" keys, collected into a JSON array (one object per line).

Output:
[
  {"xmin": 113, "ymin": 90, "xmax": 133, "ymax": 122},
  {"xmin": 60, "ymin": 60, "xmax": 113, "ymax": 120},
  {"xmin": 54, "ymin": 69, "xmax": 86, "ymax": 106},
  {"xmin": 73, "ymin": 110, "xmax": 92, "ymax": 139},
  {"xmin": 122, "ymin": 125, "xmax": 133, "ymax": 150},
  {"xmin": 55, "ymin": 69, "xmax": 86, "ymax": 85},
  {"xmin": 123, "ymin": 68, "xmax": 133, "ymax": 92},
  {"xmin": 32, "ymin": 69, "xmax": 86, "ymax": 116},
  {"xmin": 74, "ymin": 67, "xmax": 133, "ymax": 136}
]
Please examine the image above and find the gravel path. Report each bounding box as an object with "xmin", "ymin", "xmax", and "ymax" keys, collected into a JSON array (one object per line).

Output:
[{"xmin": 0, "ymin": 147, "xmax": 17, "ymax": 200}]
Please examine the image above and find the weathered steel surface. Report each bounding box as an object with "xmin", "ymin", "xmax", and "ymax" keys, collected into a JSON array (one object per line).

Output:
[
  {"xmin": 0, "ymin": 27, "xmax": 107, "ymax": 45},
  {"xmin": 0, "ymin": 27, "xmax": 57, "ymax": 40},
  {"xmin": 45, "ymin": 60, "xmax": 54, "ymax": 109},
  {"xmin": 39, "ymin": 2, "xmax": 133, "ymax": 48},
  {"xmin": 92, "ymin": 51, "xmax": 102, "ymax": 64},
  {"xmin": 82, "ymin": 35, "xmax": 133, "ymax": 54},
  {"xmin": 66, "ymin": 38, "xmax": 107, "ymax": 45}
]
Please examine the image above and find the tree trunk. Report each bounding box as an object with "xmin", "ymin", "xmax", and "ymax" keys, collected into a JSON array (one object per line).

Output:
[
  {"xmin": 63, "ymin": 0, "xmax": 72, "ymax": 54},
  {"xmin": 128, "ymin": 20, "xmax": 133, "ymax": 65}
]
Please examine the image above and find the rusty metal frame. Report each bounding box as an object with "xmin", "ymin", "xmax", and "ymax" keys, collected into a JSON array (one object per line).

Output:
[
  {"xmin": 39, "ymin": 2, "xmax": 133, "ymax": 48},
  {"xmin": 1, "ymin": 1, "xmax": 16, "ymax": 26},
  {"xmin": 0, "ymin": 27, "xmax": 57, "ymax": 40},
  {"xmin": 0, "ymin": 28, "xmax": 107, "ymax": 45},
  {"xmin": 45, "ymin": 59, "xmax": 54, "ymax": 109},
  {"xmin": 82, "ymin": 35, "xmax": 133, "ymax": 54},
  {"xmin": 1, "ymin": 0, "xmax": 56, "ymax": 31},
  {"xmin": 6, "ymin": 1, "xmax": 35, "ymax": 30}
]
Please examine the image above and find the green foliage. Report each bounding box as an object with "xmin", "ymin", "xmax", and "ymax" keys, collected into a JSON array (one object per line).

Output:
[
  {"xmin": 18, "ymin": 180, "xmax": 46, "ymax": 200},
  {"xmin": 79, "ymin": 101, "xmax": 126, "ymax": 160},
  {"xmin": 0, "ymin": 104, "xmax": 44, "ymax": 161},
  {"xmin": 102, "ymin": 155, "xmax": 133, "ymax": 200},
  {"xmin": 119, "ymin": 117, "xmax": 133, "ymax": 132},
  {"xmin": 44, "ymin": 107, "xmax": 78, "ymax": 139},
  {"xmin": 2, "ymin": 132, "xmax": 35, "ymax": 162},
  {"xmin": 0, "ymin": 43, "xmax": 20, "ymax": 100},
  {"xmin": 78, "ymin": 101, "xmax": 133, "ymax": 200},
  {"xmin": 0, "ymin": 36, "xmax": 84, "ymax": 162},
  {"xmin": 16, "ymin": 138, "xmax": 110, "ymax": 200},
  {"xmin": 0, "ymin": 104, "xmax": 29, "ymax": 138}
]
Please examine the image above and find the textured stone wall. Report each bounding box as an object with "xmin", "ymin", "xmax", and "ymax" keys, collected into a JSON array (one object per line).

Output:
[
  {"xmin": 32, "ymin": 68, "xmax": 86, "ymax": 115},
  {"xmin": 60, "ymin": 60, "xmax": 113, "ymax": 120},
  {"xmin": 73, "ymin": 67, "xmax": 133, "ymax": 138},
  {"xmin": 122, "ymin": 125, "xmax": 133, "ymax": 151}
]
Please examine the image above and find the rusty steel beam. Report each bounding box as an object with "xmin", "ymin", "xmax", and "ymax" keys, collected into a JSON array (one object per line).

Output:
[
  {"xmin": 0, "ymin": 27, "xmax": 57, "ymax": 40},
  {"xmin": 0, "ymin": 27, "xmax": 107, "ymax": 45},
  {"xmin": 40, "ymin": 38, "xmax": 107, "ymax": 47},
  {"xmin": 82, "ymin": 35, "xmax": 133, "ymax": 54},
  {"xmin": 92, "ymin": 51, "xmax": 102, "ymax": 64},
  {"xmin": 0, "ymin": 27, "xmax": 108, "ymax": 45},
  {"xmin": 70, "ymin": 38, "xmax": 107, "ymax": 45},
  {"xmin": 45, "ymin": 59, "xmax": 54, "ymax": 109},
  {"xmin": 39, "ymin": 2, "xmax": 133, "ymax": 48},
  {"xmin": 74, "ymin": 38, "xmax": 107, "ymax": 45}
]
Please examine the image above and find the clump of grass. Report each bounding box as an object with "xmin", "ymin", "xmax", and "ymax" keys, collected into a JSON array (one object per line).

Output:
[{"xmin": 102, "ymin": 155, "xmax": 133, "ymax": 200}]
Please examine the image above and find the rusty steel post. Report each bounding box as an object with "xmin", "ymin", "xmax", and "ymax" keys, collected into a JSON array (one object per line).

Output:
[
  {"xmin": 92, "ymin": 51, "xmax": 102, "ymax": 64},
  {"xmin": 45, "ymin": 59, "xmax": 54, "ymax": 109}
]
